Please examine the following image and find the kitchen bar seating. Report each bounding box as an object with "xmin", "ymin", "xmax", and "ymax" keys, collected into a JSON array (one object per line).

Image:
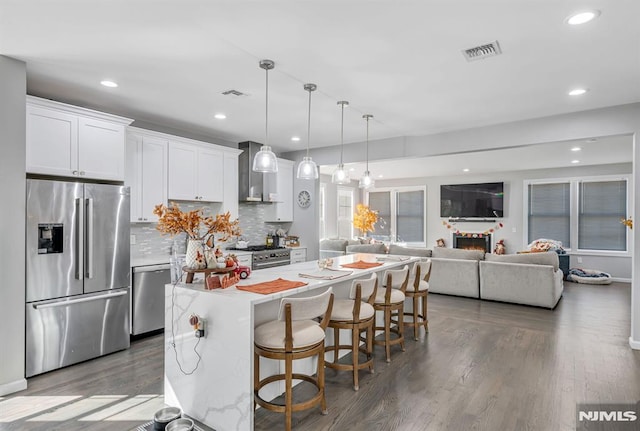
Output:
[
  {"xmin": 373, "ymin": 265, "xmax": 410, "ymax": 362},
  {"xmin": 254, "ymin": 288, "xmax": 334, "ymax": 431},
  {"xmin": 403, "ymin": 260, "xmax": 431, "ymax": 340},
  {"xmin": 326, "ymin": 274, "xmax": 378, "ymax": 390}
]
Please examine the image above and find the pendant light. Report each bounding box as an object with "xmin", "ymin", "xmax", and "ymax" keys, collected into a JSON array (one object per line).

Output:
[
  {"xmin": 331, "ymin": 101, "xmax": 350, "ymax": 184},
  {"xmin": 252, "ymin": 59, "xmax": 278, "ymax": 173},
  {"xmin": 296, "ymin": 83, "xmax": 319, "ymax": 180},
  {"xmin": 359, "ymin": 114, "xmax": 375, "ymax": 189}
]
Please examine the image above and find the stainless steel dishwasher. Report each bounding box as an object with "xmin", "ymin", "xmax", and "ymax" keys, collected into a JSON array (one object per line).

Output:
[{"xmin": 132, "ymin": 264, "xmax": 171, "ymax": 335}]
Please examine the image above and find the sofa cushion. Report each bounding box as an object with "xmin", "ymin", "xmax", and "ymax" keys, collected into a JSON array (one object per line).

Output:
[
  {"xmin": 388, "ymin": 244, "xmax": 432, "ymax": 257},
  {"xmin": 319, "ymin": 239, "xmax": 348, "ymax": 252},
  {"xmin": 485, "ymin": 251, "xmax": 559, "ymax": 271},
  {"xmin": 346, "ymin": 243, "xmax": 388, "ymax": 254},
  {"xmin": 432, "ymin": 247, "xmax": 485, "ymax": 261}
]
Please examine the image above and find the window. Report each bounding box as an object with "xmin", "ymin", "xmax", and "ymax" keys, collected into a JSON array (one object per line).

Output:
[
  {"xmin": 367, "ymin": 187, "xmax": 426, "ymax": 246},
  {"xmin": 337, "ymin": 187, "xmax": 354, "ymax": 239},
  {"xmin": 578, "ymin": 180, "xmax": 627, "ymax": 251},
  {"xmin": 525, "ymin": 176, "xmax": 629, "ymax": 253},
  {"xmin": 528, "ymin": 182, "xmax": 571, "ymax": 248}
]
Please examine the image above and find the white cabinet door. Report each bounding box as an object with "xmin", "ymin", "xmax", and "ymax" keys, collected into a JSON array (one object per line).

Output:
[
  {"xmin": 140, "ymin": 136, "xmax": 168, "ymax": 221},
  {"xmin": 26, "ymin": 105, "xmax": 78, "ymax": 177},
  {"xmin": 168, "ymin": 142, "xmax": 199, "ymax": 201},
  {"xmin": 78, "ymin": 117, "xmax": 126, "ymax": 181},
  {"xmin": 197, "ymin": 147, "xmax": 224, "ymax": 202},
  {"xmin": 125, "ymin": 133, "xmax": 142, "ymax": 222},
  {"xmin": 265, "ymin": 159, "xmax": 294, "ymax": 222}
]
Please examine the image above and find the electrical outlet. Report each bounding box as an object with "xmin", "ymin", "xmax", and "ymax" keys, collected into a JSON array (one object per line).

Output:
[
  {"xmin": 512, "ymin": 227, "xmax": 517, "ymax": 233},
  {"xmin": 189, "ymin": 314, "xmax": 207, "ymax": 339},
  {"xmin": 577, "ymin": 257, "xmax": 583, "ymax": 264},
  {"xmin": 130, "ymin": 234, "xmax": 136, "ymax": 245}
]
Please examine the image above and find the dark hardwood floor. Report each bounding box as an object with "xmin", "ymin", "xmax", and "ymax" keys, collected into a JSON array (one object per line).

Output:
[{"xmin": 2, "ymin": 281, "xmax": 639, "ymax": 431}]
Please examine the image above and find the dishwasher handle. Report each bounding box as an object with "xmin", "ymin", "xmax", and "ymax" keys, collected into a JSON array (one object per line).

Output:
[{"xmin": 133, "ymin": 264, "xmax": 171, "ymax": 273}]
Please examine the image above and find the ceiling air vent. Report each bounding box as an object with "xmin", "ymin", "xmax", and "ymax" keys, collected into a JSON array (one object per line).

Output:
[
  {"xmin": 222, "ymin": 89, "xmax": 247, "ymax": 97},
  {"xmin": 462, "ymin": 40, "xmax": 502, "ymax": 62}
]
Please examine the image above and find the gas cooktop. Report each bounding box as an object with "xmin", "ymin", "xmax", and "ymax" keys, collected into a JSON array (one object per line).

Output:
[{"xmin": 228, "ymin": 245, "xmax": 286, "ymax": 252}]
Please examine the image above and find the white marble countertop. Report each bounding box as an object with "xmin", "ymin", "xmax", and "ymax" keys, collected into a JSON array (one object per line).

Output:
[{"xmin": 175, "ymin": 253, "xmax": 419, "ymax": 305}]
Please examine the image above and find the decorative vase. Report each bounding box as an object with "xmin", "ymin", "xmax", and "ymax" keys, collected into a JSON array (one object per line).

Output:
[{"xmin": 185, "ymin": 239, "xmax": 207, "ymax": 269}]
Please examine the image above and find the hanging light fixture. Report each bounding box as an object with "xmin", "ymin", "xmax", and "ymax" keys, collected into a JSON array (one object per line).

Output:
[
  {"xmin": 359, "ymin": 114, "xmax": 375, "ymax": 189},
  {"xmin": 296, "ymin": 83, "xmax": 319, "ymax": 180},
  {"xmin": 331, "ymin": 101, "xmax": 351, "ymax": 184},
  {"xmin": 252, "ymin": 59, "xmax": 278, "ymax": 173}
]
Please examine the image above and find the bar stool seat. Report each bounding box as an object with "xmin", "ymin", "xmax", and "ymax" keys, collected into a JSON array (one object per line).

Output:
[
  {"xmin": 373, "ymin": 265, "xmax": 410, "ymax": 363},
  {"xmin": 403, "ymin": 260, "xmax": 431, "ymax": 341},
  {"xmin": 326, "ymin": 274, "xmax": 377, "ymax": 391},
  {"xmin": 254, "ymin": 288, "xmax": 334, "ymax": 431}
]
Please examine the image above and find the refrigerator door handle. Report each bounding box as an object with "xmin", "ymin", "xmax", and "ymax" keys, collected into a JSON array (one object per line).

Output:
[
  {"xmin": 32, "ymin": 290, "xmax": 128, "ymax": 310},
  {"xmin": 86, "ymin": 198, "xmax": 94, "ymax": 279},
  {"xmin": 75, "ymin": 197, "xmax": 84, "ymax": 280}
]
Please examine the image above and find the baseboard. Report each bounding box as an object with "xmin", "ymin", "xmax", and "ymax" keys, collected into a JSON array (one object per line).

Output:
[
  {"xmin": 0, "ymin": 378, "xmax": 27, "ymax": 396},
  {"xmin": 611, "ymin": 277, "xmax": 631, "ymax": 283}
]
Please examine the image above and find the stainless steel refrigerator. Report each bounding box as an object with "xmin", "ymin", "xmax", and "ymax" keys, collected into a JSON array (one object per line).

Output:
[{"xmin": 25, "ymin": 179, "xmax": 131, "ymax": 377}]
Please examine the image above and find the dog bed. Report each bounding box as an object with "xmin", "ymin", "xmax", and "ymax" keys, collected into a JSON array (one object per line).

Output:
[{"xmin": 568, "ymin": 268, "xmax": 612, "ymax": 284}]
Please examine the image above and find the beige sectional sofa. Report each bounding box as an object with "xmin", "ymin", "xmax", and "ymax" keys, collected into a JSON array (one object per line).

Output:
[
  {"xmin": 429, "ymin": 248, "xmax": 484, "ymax": 298},
  {"xmin": 480, "ymin": 252, "xmax": 564, "ymax": 309}
]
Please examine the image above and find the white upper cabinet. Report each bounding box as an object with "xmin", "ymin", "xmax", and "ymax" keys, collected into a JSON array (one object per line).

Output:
[
  {"xmin": 26, "ymin": 96, "xmax": 132, "ymax": 181},
  {"xmin": 168, "ymin": 140, "xmax": 237, "ymax": 203},
  {"xmin": 126, "ymin": 129, "xmax": 168, "ymax": 223},
  {"xmin": 222, "ymin": 151, "xmax": 239, "ymax": 219},
  {"xmin": 264, "ymin": 158, "xmax": 294, "ymax": 222}
]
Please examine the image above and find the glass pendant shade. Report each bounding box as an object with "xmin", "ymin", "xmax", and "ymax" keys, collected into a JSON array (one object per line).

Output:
[
  {"xmin": 297, "ymin": 156, "xmax": 318, "ymax": 179},
  {"xmin": 253, "ymin": 145, "xmax": 278, "ymax": 173},
  {"xmin": 331, "ymin": 163, "xmax": 350, "ymax": 184},
  {"xmin": 359, "ymin": 170, "xmax": 375, "ymax": 189},
  {"xmin": 253, "ymin": 59, "xmax": 278, "ymax": 173},
  {"xmin": 297, "ymin": 83, "xmax": 318, "ymax": 180}
]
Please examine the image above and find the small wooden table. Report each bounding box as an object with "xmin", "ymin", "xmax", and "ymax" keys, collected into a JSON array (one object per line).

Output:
[{"xmin": 182, "ymin": 266, "xmax": 236, "ymax": 283}]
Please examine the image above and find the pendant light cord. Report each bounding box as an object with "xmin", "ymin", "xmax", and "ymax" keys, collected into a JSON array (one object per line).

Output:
[
  {"xmin": 365, "ymin": 115, "xmax": 370, "ymax": 172},
  {"xmin": 306, "ymin": 88, "xmax": 312, "ymax": 157},
  {"xmin": 265, "ymin": 66, "xmax": 269, "ymax": 146},
  {"xmin": 340, "ymin": 103, "xmax": 345, "ymax": 164}
]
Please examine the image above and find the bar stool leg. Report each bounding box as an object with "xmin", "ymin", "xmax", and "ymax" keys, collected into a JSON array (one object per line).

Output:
[
  {"xmin": 253, "ymin": 351, "xmax": 260, "ymax": 410},
  {"xmin": 352, "ymin": 325, "xmax": 359, "ymax": 390},
  {"xmin": 366, "ymin": 325, "xmax": 374, "ymax": 373},
  {"xmin": 333, "ymin": 327, "xmax": 340, "ymax": 363},
  {"xmin": 398, "ymin": 307, "xmax": 405, "ymax": 352},
  {"xmin": 384, "ymin": 307, "xmax": 392, "ymax": 363},
  {"xmin": 413, "ymin": 296, "xmax": 420, "ymax": 341},
  {"xmin": 423, "ymin": 294, "xmax": 429, "ymax": 332},
  {"xmin": 319, "ymin": 346, "xmax": 328, "ymax": 415},
  {"xmin": 285, "ymin": 352, "xmax": 293, "ymax": 431}
]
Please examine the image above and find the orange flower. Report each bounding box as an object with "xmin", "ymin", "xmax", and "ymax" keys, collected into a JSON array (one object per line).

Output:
[
  {"xmin": 353, "ymin": 204, "xmax": 378, "ymax": 236},
  {"xmin": 153, "ymin": 202, "xmax": 241, "ymax": 241}
]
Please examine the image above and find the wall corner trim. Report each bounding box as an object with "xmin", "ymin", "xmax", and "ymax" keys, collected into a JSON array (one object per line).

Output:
[{"xmin": 629, "ymin": 337, "xmax": 640, "ymax": 350}]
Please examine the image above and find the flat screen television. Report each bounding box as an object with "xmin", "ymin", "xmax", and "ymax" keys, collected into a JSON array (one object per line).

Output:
[{"xmin": 440, "ymin": 182, "xmax": 504, "ymax": 218}]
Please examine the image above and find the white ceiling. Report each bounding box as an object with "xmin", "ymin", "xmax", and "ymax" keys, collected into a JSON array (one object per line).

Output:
[{"xmin": 1, "ymin": 0, "xmax": 639, "ymax": 170}]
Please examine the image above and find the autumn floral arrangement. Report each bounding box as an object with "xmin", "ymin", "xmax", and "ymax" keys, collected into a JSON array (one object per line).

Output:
[
  {"xmin": 153, "ymin": 202, "xmax": 241, "ymax": 268},
  {"xmin": 352, "ymin": 203, "xmax": 378, "ymax": 237},
  {"xmin": 621, "ymin": 217, "xmax": 633, "ymax": 229}
]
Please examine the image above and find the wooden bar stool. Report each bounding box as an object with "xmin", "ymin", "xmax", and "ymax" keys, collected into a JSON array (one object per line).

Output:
[
  {"xmin": 326, "ymin": 273, "xmax": 378, "ymax": 391},
  {"xmin": 373, "ymin": 265, "xmax": 409, "ymax": 363},
  {"xmin": 403, "ymin": 259, "xmax": 431, "ymax": 341},
  {"xmin": 254, "ymin": 288, "xmax": 334, "ymax": 431}
]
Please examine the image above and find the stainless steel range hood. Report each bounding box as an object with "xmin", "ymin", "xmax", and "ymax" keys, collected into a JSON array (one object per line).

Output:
[{"xmin": 238, "ymin": 141, "xmax": 266, "ymax": 202}]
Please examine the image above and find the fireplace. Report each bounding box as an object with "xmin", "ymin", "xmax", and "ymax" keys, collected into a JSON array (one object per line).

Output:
[{"xmin": 452, "ymin": 233, "xmax": 492, "ymax": 253}]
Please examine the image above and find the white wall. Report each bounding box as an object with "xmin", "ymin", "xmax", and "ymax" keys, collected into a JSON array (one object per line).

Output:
[
  {"xmin": 0, "ymin": 56, "xmax": 27, "ymax": 395},
  {"xmin": 376, "ymin": 162, "xmax": 632, "ymax": 279}
]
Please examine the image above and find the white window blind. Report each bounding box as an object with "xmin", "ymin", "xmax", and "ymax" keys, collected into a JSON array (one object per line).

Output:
[
  {"xmin": 396, "ymin": 190, "xmax": 425, "ymax": 243},
  {"xmin": 578, "ymin": 180, "xmax": 627, "ymax": 251},
  {"xmin": 528, "ymin": 183, "xmax": 571, "ymax": 248},
  {"xmin": 368, "ymin": 191, "xmax": 391, "ymax": 241}
]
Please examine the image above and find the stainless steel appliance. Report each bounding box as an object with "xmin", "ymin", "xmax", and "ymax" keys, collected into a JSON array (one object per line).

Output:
[
  {"xmin": 229, "ymin": 245, "xmax": 290, "ymax": 270},
  {"xmin": 26, "ymin": 179, "xmax": 130, "ymax": 377},
  {"xmin": 132, "ymin": 264, "xmax": 171, "ymax": 335}
]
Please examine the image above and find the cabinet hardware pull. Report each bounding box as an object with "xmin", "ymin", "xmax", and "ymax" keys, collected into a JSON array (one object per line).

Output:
[{"xmin": 72, "ymin": 170, "xmax": 79, "ymax": 175}]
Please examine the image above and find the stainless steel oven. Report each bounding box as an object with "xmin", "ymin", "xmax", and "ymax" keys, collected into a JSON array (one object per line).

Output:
[{"xmin": 252, "ymin": 248, "xmax": 291, "ymax": 270}]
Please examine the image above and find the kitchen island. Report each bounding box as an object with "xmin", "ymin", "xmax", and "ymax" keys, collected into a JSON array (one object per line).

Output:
[{"xmin": 164, "ymin": 253, "xmax": 420, "ymax": 431}]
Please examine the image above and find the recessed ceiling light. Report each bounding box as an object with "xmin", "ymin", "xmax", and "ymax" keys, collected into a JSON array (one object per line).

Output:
[
  {"xmin": 291, "ymin": 136, "xmax": 300, "ymax": 142},
  {"xmin": 569, "ymin": 88, "xmax": 588, "ymax": 96},
  {"xmin": 462, "ymin": 168, "xmax": 470, "ymax": 172},
  {"xmin": 571, "ymin": 146, "xmax": 582, "ymax": 152},
  {"xmin": 566, "ymin": 10, "xmax": 600, "ymax": 26},
  {"xmin": 571, "ymin": 160, "xmax": 580, "ymax": 164},
  {"xmin": 214, "ymin": 113, "xmax": 226, "ymax": 120},
  {"xmin": 100, "ymin": 80, "xmax": 118, "ymax": 88}
]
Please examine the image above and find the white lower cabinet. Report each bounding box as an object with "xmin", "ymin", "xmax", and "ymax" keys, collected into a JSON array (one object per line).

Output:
[{"xmin": 290, "ymin": 248, "xmax": 306, "ymax": 264}]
